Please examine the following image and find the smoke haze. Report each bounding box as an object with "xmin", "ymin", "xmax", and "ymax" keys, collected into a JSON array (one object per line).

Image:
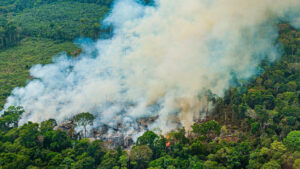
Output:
[{"xmin": 4, "ymin": 0, "xmax": 300, "ymax": 134}]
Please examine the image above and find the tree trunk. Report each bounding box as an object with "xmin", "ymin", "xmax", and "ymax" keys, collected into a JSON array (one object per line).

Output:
[
  {"xmin": 225, "ymin": 111, "xmax": 227, "ymax": 125},
  {"xmin": 84, "ymin": 125, "xmax": 87, "ymax": 138}
]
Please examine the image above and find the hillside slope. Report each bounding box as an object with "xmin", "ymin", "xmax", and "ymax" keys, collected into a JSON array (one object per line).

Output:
[
  {"xmin": 0, "ymin": 24, "xmax": 298, "ymax": 169},
  {"xmin": 0, "ymin": 1, "xmax": 110, "ymax": 109},
  {"xmin": 0, "ymin": 1, "xmax": 299, "ymax": 169}
]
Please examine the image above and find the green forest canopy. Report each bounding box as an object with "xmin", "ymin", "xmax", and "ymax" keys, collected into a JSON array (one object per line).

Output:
[
  {"xmin": 0, "ymin": 23, "xmax": 299, "ymax": 169},
  {"xmin": 0, "ymin": 0, "xmax": 299, "ymax": 168},
  {"xmin": 0, "ymin": 0, "xmax": 111, "ymax": 109}
]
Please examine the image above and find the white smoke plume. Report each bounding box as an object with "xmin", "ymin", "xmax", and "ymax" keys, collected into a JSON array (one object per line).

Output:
[{"xmin": 3, "ymin": 0, "xmax": 300, "ymax": 134}]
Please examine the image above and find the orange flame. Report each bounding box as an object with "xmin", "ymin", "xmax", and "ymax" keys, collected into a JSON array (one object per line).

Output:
[
  {"xmin": 166, "ymin": 141, "xmax": 171, "ymax": 147},
  {"xmin": 166, "ymin": 134, "xmax": 170, "ymax": 147}
]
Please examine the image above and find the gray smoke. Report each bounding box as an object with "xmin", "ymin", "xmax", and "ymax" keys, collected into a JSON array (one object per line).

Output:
[{"xmin": 3, "ymin": 0, "xmax": 300, "ymax": 134}]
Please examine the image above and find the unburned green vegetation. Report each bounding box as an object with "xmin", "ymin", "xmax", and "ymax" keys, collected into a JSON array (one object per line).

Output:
[{"xmin": 0, "ymin": 37, "xmax": 79, "ymax": 108}]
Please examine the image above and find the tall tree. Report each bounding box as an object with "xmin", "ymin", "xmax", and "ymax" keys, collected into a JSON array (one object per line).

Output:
[
  {"xmin": 73, "ymin": 112, "xmax": 95, "ymax": 138},
  {"xmin": 0, "ymin": 106, "xmax": 24, "ymax": 130}
]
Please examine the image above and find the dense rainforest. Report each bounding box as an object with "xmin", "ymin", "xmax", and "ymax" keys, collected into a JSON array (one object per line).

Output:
[{"xmin": 0, "ymin": 0, "xmax": 299, "ymax": 169}]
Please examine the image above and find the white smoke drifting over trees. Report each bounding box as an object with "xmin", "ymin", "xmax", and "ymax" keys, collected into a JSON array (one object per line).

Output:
[{"xmin": 4, "ymin": 0, "xmax": 300, "ymax": 134}]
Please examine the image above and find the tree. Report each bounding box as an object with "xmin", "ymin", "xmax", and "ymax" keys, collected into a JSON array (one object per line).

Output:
[
  {"xmin": 211, "ymin": 147, "xmax": 243, "ymax": 169},
  {"xmin": 72, "ymin": 156, "xmax": 95, "ymax": 169},
  {"xmin": 87, "ymin": 140, "xmax": 106, "ymax": 165},
  {"xmin": 261, "ymin": 160, "xmax": 281, "ymax": 169},
  {"xmin": 190, "ymin": 140, "xmax": 206, "ymax": 155},
  {"xmin": 285, "ymin": 131, "xmax": 300, "ymax": 151},
  {"xmin": 251, "ymin": 122, "xmax": 260, "ymax": 135},
  {"xmin": 270, "ymin": 141, "xmax": 287, "ymax": 160},
  {"xmin": 40, "ymin": 119, "xmax": 57, "ymax": 133},
  {"xmin": 169, "ymin": 128, "xmax": 189, "ymax": 144},
  {"xmin": 286, "ymin": 81, "xmax": 297, "ymax": 92},
  {"xmin": 246, "ymin": 89, "xmax": 263, "ymax": 109},
  {"xmin": 136, "ymin": 131, "xmax": 159, "ymax": 147},
  {"xmin": 293, "ymin": 159, "xmax": 300, "ymax": 169},
  {"xmin": 203, "ymin": 161, "xmax": 225, "ymax": 169},
  {"xmin": 48, "ymin": 154, "xmax": 64, "ymax": 167},
  {"xmin": 0, "ymin": 106, "xmax": 24, "ymax": 130},
  {"xmin": 119, "ymin": 154, "xmax": 129, "ymax": 169},
  {"xmin": 130, "ymin": 145, "xmax": 153, "ymax": 169},
  {"xmin": 49, "ymin": 130, "xmax": 72, "ymax": 152},
  {"xmin": 0, "ymin": 26, "xmax": 6, "ymax": 48},
  {"xmin": 74, "ymin": 139, "xmax": 90, "ymax": 156},
  {"xmin": 263, "ymin": 95, "xmax": 275, "ymax": 110},
  {"xmin": 59, "ymin": 157, "xmax": 74, "ymax": 169},
  {"xmin": 188, "ymin": 156, "xmax": 203, "ymax": 169},
  {"xmin": 136, "ymin": 131, "xmax": 159, "ymax": 158},
  {"xmin": 148, "ymin": 155, "xmax": 178, "ymax": 169},
  {"xmin": 247, "ymin": 147, "xmax": 271, "ymax": 169},
  {"xmin": 73, "ymin": 112, "xmax": 95, "ymax": 138},
  {"xmin": 18, "ymin": 122, "xmax": 39, "ymax": 148},
  {"xmin": 98, "ymin": 150, "xmax": 119, "ymax": 169},
  {"xmin": 192, "ymin": 120, "xmax": 221, "ymax": 141},
  {"xmin": 0, "ymin": 153, "xmax": 30, "ymax": 169}
]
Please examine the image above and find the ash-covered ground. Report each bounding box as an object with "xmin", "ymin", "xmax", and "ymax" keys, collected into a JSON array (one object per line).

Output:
[{"xmin": 55, "ymin": 116, "xmax": 159, "ymax": 149}]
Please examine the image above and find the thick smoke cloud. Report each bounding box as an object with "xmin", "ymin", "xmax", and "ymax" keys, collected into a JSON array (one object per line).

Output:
[{"xmin": 3, "ymin": 0, "xmax": 300, "ymax": 134}]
